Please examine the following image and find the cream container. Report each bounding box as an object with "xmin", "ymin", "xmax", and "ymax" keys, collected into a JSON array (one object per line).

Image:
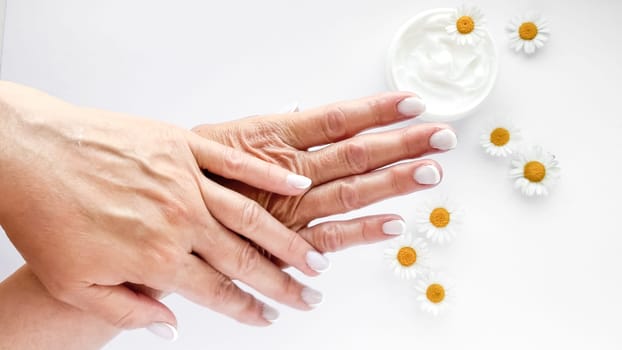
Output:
[{"xmin": 386, "ymin": 8, "xmax": 498, "ymax": 122}]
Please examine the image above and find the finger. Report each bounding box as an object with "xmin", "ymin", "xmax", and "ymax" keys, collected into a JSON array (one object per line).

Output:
[
  {"xmin": 278, "ymin": 92, "xmax": 426, "ymax": 149},
  {"xmin": 176, "ymin": 254, "xmax": 278, "ymax": 326},
  {"xmin": 186, "ymin": 133, "xmax": 312, "ymax": 196},
  {"xmin": 296, "ymin": 161, "xmax": 442, "ymax": 222},
  {"xmin": 200, "ymin": 180, "xmax": 330, "ymax": 276},
  {"xmin": 59, "ymin": 284, "xmax": 178, "ymax": 338},
  {"xmin": 306, "ymin": 124, "xmax": 457, "ymax": 184},
  {"xmin": 193, "ymin": 219, "xmax": 322, "ymax": 309},
  {"xmin": 298, "ymin": 215, "xmax": 406, "ymax": 253}
]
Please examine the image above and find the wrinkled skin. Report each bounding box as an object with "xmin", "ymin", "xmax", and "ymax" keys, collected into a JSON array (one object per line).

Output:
[
  {"xmin": 132, "ymin": 92, "xmax": 455, "ymax": 302},
  {"xmin": 193, "ymin": 92, "xmax": 454, "ymax": 253}
]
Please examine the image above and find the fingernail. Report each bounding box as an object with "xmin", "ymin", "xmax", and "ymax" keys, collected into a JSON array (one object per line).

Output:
[
  {"xmin": 306, "ymin": 251, "xmax": 331, "ymax": 272},
  {"xmin": 146, "ymin": 322, "xmax": 178, "ymax": 342},
  {"xmin": 287, "ymin": 174, "xmax": 312, "ymax": 190},
  {"xmin": 397, "ymin": 96, "xmax": 426, "ymax": 117},
  {"xmin": 301, "ymin": 287, "xmax": 323, "ymax": 306},
  {"xmin": 429, "ymin": 129, "xmax": 458, "ymax": 150},
  {"xmin": 414, "ymin": 165, "xmax": 441, "ymax": 185},
  {"xmin": 262, "ymin": 304, "xmax": 280, "ymax": 322},
  {"xmin": 382, "ymin": 219, "xmax": 406, "ymax": 235}
]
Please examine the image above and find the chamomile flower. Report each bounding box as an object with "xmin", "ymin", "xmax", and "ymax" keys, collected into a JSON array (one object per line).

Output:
[
  {"xmin": 507, "ymin": 13, "xmax": 550, "ymax": 55},
  {"xmin": 415, "ymin": 272, "xmax": 454, "ymax": 316},
  {"xmin": 445, "ymin": 4, "xmax": 487, "ymax": 46},
  {"xmin": 510, "ymin": 145, "xmax": 560, "ymax": 196},
  {"xmin": 415, "ymin": 198, "xmax": 463, "ymax": 245},
  {"xmin": 384, "ymin": 233, "xmax": 430, "ymax": 280},
  {"xmin": 480, "ymin": 118, "xmax": 522, "ymax": 157}
]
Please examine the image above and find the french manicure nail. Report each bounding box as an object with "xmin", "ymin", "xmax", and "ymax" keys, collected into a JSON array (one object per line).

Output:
[
  {"xmin": 414, "ymin": 165, "xmax": 441, "ymax": 185},
  {"xmin": 301, "ymin": 287, "xmax": 323, "ymax": 306},
  {"xmin": 429, "ymin": 129, "xmax": 458, "ymax": 150},
  {"xmin": 287, "ymin": 174, "xmax": 312, "ymax": 190},
  {"xmin": 382, "ymin": 219, "xmax": 406, "ymax": 235},
  {"xmin": 306, "ymin": 251, "xmax": 331, "ymax": 272},
  {"xmin": 397, "ymin": 96, "xmax": 426, "ymax": 117},
  {"xmin": 262, "ymin": 304, "xmax": 280, "ymax": 322},
  {"xmin": 146, "ymin": 322, "xmax": 178, "ymax": 342}
]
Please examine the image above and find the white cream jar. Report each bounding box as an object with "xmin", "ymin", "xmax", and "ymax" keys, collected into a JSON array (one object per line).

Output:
[{"xmin": 386, "ymin": 8, "xmax": 498, "ymax": 121}]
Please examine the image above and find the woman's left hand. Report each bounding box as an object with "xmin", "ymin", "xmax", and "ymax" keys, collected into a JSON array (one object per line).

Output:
[{"xmin": 193, "ymin": 92, "xmax": 458, "ymax": 258}]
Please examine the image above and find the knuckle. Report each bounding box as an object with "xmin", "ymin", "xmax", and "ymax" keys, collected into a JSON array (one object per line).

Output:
[
  {"xmin": 223, "ymin": 148, "xmax": 247, "ymax": 174},
  {"xmin": 322, "ymin": 106, "xmax": 347, "ymax": 141},
  {"xmin": 151, "ymin": 243, "xmax": 182, "ymax": 267},
  {"xmin": 160, "ymin": 199, "xmax": 191, "ymax": 225},
  {"xmin": 235, "ymin": 242, "xmax": 262, "ymax": 275},
  {"xmin": 366, "ymin": 97, "xmax": 387, "ymax": 125},
  {"xmin": 241, "ymin": 200, "xmax": 262, "ymax": 232},
  {"xmin": 143, "ymin": 240, "xmax": 184, "ymax": 280},
  {"xmin": 343, "ymin": 142, "xmax": 368, "ymax": 174},
  {"xmin": 389, "ymin": 168, "xmax": 406, "ymax": 193},
  {"xmin": 337, "ymin": 180, "xmax": 360, "ymax": 212},
  {"xmin": 319, "ymin": 224, "xmax": 345, "ymax": 252},
  {"xmin": 359, "ymin": 219, "xmax": 374, "ymax": 243},
  {"xmin": 401, "ymin": 126, "xmax": 428, "ymax": 157},
  {"xmin": 210, "ymin": 273, "xmax": 239, "ymax": 306}
]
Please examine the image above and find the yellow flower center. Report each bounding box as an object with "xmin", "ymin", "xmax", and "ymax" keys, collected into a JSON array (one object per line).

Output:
[
  {"xmin": 426, "ymin": 283, "xmax": 446, "ymax": 303},
  {"xmin": 397, "ymin": 247, "xmax": 417, "ymax": 267},
  {"xmin": 429, "ymin": 208, "xmax": 450, "ymax": 228},
  {"xmin": 456, "ymin": 16, "xmax": 475, "ymax": 34},
  {"xmin": 490, "ymin": 127, "xmax": 510, "ymax": 146},
  {"xmin": 524, "ymin": 161, "xmax": 546, "ymax": 182},
  {"xmin": 519, "ymin": 22, "xmax": 538, "ymax": 40}
]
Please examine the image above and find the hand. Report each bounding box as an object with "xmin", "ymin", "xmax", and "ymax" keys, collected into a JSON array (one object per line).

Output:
[
  {"xmin": 0, "ymin": 82, "xmax": 331, "ymax": 330},
  {"xmin": 122, "ymin": 92, "xmax": 456, "ymax": 331},
  {"xmin": 194, "ymin": 92, "xmax": 457, "ymax": 261}
]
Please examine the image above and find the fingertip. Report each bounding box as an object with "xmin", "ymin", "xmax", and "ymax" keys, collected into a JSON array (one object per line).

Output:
[
  {"xmin": 413, "ymin": 164, "xmax": 442, "ymax": 186},
  {"xmin": 305, "ymin": 251, "xmax": 331, "ymax": 273},
  {"xmin": 286, "ymin": 173, "xmax": 313, "ymax": 192},
  {"xmin": 261, "ymin": 303, "xmax": 280, "ymax": 322},
  {"xmin": 381, "ymin": 219, "xmax": 406, "ymax": 236},
  {"xmin": 397, "ymin": 95, "xmax": 426, "ymax": 117},
  {"xmin": 429, "ymin": 128, "xmax": 458, "ymax": 150},
  {"xmin": 301, "ymin": 286, "xmax": 324, "ymax": 308},
  {"xmin": 146, "ymin": 322, "xmax": 179, "ymax": 342}
]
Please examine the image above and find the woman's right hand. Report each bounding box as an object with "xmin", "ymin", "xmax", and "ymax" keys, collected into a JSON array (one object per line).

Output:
[{"xmin": 0, "ymin": 81, "xmax": 330, "ymax": 332}]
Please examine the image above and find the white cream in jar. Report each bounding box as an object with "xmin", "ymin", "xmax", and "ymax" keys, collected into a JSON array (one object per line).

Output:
[{"xmin": 386, "ymin": 8, "xmax": 498, "ymax": 121}]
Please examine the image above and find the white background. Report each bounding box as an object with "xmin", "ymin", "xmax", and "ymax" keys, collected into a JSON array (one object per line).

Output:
[{"xmin": 1, "ymin": 0, "xmax": 621, "ymax": 349}]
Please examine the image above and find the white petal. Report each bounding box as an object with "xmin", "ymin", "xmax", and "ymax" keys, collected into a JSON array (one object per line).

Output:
[
  {"xmin": 524, "ymin": 40, "xmax": 536, "ymax": 54},
  {"xmin": 516, "ymin": 40, "xmax": 525, "ymax": 52},
  {"xmin": 538, "ymin": 24, "xmax": 551, "ymax": 33}
]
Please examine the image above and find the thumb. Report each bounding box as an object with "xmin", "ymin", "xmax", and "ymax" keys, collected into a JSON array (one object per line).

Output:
[{"xmin": 72, "ymin": 284, "xmax": 178, "ymax": 341}]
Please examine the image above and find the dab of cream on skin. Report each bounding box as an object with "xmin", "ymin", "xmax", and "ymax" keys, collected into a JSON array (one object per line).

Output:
[{"xmin": 387, "ymin": 8, "xmax": 498, "ymax": 121}]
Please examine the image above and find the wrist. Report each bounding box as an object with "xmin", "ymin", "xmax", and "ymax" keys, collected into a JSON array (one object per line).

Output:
[{"xmin": 0, "ymin": 81, "xmax": 70, "ymax": 220}]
